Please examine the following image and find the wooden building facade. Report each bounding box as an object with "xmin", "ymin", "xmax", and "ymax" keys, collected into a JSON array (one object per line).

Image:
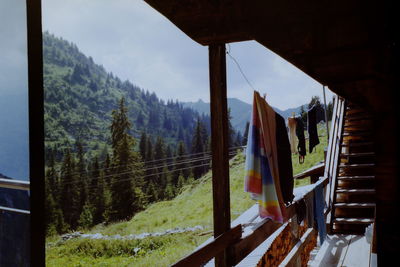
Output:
[
  {"xmin": 141, "ymin": 1, "xmax": 398, "ymax": 266},
  {"xmin": 24, "ymin": 0, "xmax": 397, "ymax": 266}
]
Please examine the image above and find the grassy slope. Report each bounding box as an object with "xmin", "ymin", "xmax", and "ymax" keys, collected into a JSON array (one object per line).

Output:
[{"xmin": 46, "ymin": 125, "xmax": 328, "ymax": 266}]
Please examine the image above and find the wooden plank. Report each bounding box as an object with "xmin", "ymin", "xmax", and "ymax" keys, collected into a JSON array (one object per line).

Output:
[
  {"xmin": 208, "ymin": 43, "xmax": 231, "ymax": 267},
  {"xmin": 232, "ymin": 177, "xmax": 329, "ymax": 265},
  {"xmin": 340, "ymin": 152, "xmax": 375, "ymax": 157},
  {"xmin": 338, "ymin": 175, "xmax": 375, "ymax": 180},
  {"xmin": 172, "ymin": 225, "xmax": 242, "ymax": 267},
  {"xmin": 26, "ymin": 0, "xmax": 45, "ymax": 266},
  {"xmin": 324, "ymin": 96, "xmax": 339, "ymax": 208},
  {"xmin": 336, "ymin": 189, "xmax": 375, "ymax": 194},
  {"xmin": 0, "ymin": 205, "xmax": 30, "ymax": 215},
  {"xmin": 339, "ymin": 163, "xmax": 375, "ymax": 169},
  {"xmin": 231, "ymin": 219, "xmax": 282, "ymax": 265},
  {"xmin": 0, "ymin": 178, "xmax": 30, "ymax": 191},
  {"xmin": 293, "ymin": 163, "xmax": 324, "ymax": 180},
  {"xmin": 334, "ymin": 203, "xmax": 375, "ymax": 208},
  {"xmin": 278, "ymin": 228, "xmax": 315, "ymax": 267},
  {"xmin": 335, "ymin": 218, "xmax": 374, "ymax": 224},
  {"xmin": 341, "ymin": 235, "xmax": 371, "ymax": 267},
  {"xmin": 328, "ymin": 98, "xmax": 347, "ymax": 233}
]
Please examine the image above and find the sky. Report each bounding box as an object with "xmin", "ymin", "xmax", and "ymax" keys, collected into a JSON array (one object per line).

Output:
[
  {"xmin": 0, "ymin": 0, "xmax": 335, "ymax": 178},
  {"xmin": 41, "ymin": 0, "xmax": 334, "ymax": 110},
  {"xmin": 0, "ymin": 0, "xmax": 29, "ymax": 179}
]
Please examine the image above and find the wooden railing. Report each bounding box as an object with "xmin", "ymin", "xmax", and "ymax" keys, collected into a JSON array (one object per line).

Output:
[
  {"xmin": 0, "ymin": 178, "xmax": 30, "ymax": 214},
  {"xmin": 323, "ymin": 96, "xmax": 346, "ymax": 232},
  {"xmin": 173, "ymin": 95, "xmax": 344, "ymax": 267},
  {"xmin": 173, "ymin": 165, "xmax": 327, "ymax": 267}
]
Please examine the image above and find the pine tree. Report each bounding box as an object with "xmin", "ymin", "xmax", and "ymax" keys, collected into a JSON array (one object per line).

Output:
[
  {"xmin": 78, "ymin": 201, "xmax": 93, "ymax": 229},
  {"xmin": 75, "ymin": 140, "xmax": 88, "ymax": 220},
  {"xmin": 191, "ymin": 118, "xmax": 206, "ymax": 179},
  {"xmin": 228, "ymin": 108, "xmax": 236, "ymax": 148},
  {"xmin": 165, "ymin": 145, "xmax": 173, "ymax": 171},
  {"xmin": 154, "ymin": 136, "xmax": 167, "ymax": 198},
  {"xmin": 139, "ymin": 131, "xmax": 147, "ymax": 160},
  {"xmin": 173, "ymin": 141, "xmax": 189, "ymax": 185},
  {"xmin": 109, "ymin": 97, "xmax": 145, "ymax": 220},
  {"xmin": 45, "ymin": 175, "xmax": 58, "ymax": 236},
  {"xmin": 242, "ymin": 121, "xmax": 250, "ymax": 146},
  {"xmin": 60, "ymin": 148, "xmax": 80, "ymax": 230}
]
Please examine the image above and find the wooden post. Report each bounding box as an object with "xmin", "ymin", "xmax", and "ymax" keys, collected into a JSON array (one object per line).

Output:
[
  {"xmin": 26, "ymin": 0, "xmax": 45, "ymax": 265},
  {"xmin": 26, "ymin": 0, "xmax": 45, "ymax": 264},
  {"xmin": 209, "ymin": 43, "xmax": 231, "ymax": 267}
]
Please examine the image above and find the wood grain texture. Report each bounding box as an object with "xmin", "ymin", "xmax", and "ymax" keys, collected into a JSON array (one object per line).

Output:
[
  {"xmin": 209, "ymin": 43, "xmax": 231, "ymax": 267},
  {"xmin": 172, "ymin": 225, "xmax": 242, "ymax": 267}
]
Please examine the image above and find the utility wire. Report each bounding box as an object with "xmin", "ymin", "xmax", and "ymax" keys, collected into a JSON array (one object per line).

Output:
[
  {"xmin": 52, "ymin": 145, "xmax": 245, "ymax": 178},
  {"xmin": 84, "ymin": 162, "xmax": 214, "ymax": 191},
  {"xmin": 58, "ymin": 151, "xmax": 240, "ymax": 186},
  {"xmin": 226, "ymin": 44, "xmax": 256, "ymax": 91}
]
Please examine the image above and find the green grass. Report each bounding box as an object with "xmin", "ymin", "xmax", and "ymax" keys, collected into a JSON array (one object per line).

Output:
[{"xmin": 46, "ymin": 124, "xmax": 327, "ymax": 266}]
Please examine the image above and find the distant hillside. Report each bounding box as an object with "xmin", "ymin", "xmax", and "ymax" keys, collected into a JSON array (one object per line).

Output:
[
  {"xmin": 43, "ymin": 32, "xmax": 209, "ymax": 159},
  {"xmin": 183, "ymin": 98, "xmax": 306, "ymax": 133}
]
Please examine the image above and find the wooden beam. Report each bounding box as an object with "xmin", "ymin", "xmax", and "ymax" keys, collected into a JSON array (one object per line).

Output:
[
  {"xmin": 231, "ymin": 219, "xmax": 282, "ymax": 265},
  {"xmin": 0, "ymin": 178, "xmax": 30, "ymax": 191},
  {"xmin": 279, "ymin": 228, "xmax": 316, "ymax": 267},
  {"xmin": 172, "ymin": 225, "xmax": 242, "ymax": 267},
  {"xmin": 293, "ymin": 163, "xmax": 324, "ymax": 180},
  {"xmin": 209, "ymin": 43, "xmax": 231, "ymax": 267},
  {"xmin": 26, "ymin": 0, "xmax": 45, "ymax": 265}
]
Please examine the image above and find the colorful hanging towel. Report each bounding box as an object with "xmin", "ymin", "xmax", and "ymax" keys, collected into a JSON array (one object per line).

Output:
[{"xmin": 244, "ymin": 92, "xmax": 284, "ymax": 223}]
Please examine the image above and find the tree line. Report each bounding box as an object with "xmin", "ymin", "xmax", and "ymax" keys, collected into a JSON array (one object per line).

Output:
[{"xmin": 45, "ymin": 97, "xmax": 245, "ymax": 235}]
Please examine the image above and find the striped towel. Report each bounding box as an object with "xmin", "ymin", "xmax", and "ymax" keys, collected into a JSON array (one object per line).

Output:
[{"xmin": 244, "ymin": 92, "xmax": 285, "ymax": 223}]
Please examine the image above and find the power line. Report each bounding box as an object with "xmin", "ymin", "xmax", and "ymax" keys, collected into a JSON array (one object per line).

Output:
[
  {"xmin": 57, "ymin": 151, "xmax": 240, "ymax": 187},
  {"xmin": 226, "ymin": 44, "xmax": 256, "ymax": 91},
  {"xmin": 52, "ymin": 145, "xmax": 245, "ymax": 179},
  {"xmin": 84, "ymin": 162, "xmax": 214, "ymax": 191}
]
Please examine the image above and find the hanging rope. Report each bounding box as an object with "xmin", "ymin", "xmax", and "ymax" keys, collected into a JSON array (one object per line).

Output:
[{"xmin": 226, "ymin": 44, "xmax": 256, "ymax": 91}]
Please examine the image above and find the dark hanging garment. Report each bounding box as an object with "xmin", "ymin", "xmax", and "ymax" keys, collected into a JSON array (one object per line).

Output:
[
  {"xmin": 295, "ymin": 117, "xmax": 306, "ymax": 163},
  {"xmin": 308, "ymin": 105, "xmax": 320, "ymax": 153},
  {"xmin": 275, "ymin": 113, "xmax": 294, "ymax": 205}
]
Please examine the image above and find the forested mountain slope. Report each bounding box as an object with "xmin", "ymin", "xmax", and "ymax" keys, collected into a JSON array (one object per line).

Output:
[{"xmin": 43, "ymin": 32, "xmax": 209, "ymax": 159}]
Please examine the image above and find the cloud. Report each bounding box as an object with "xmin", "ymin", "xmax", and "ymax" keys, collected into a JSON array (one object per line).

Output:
[
  {"xmin": 0, "ymin": 0, "xmax": 28, "ymax": 96},
  {"xmin": 42, "ymin": 0, "xmax": 332, "ymax": 109}
]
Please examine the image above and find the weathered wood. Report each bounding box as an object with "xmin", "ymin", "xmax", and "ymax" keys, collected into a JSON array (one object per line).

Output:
[
  {"xmin": 289, "ymin": 216, "xmax": 301, "ymax": 267},
  {"xmin": 0, "ymin": 178, "xmax": 30, "ymax": 191},
  {"xmin": 172, "ymin": 225, "xmax": 242, "ymax": 267},
  {"xmin": 278, "ymin": 228, "xmax": 316, "ymax": 267},
  {"xmin": 232, "ymin": 177, "xmax": 329, "ymax": 265},
  {"xmin": 293, "ymin": 163, "xmax": 324, "ymax": 180},
  {"xmin": 0, "ymin": 205, "xmax": 30, "ymax": 215},
  {"xmin": 334, "ymin": 218, "xmax": 374, "ymax": 224},
  {"xmin": 328, "ymin": 99, "xmax": 347, "ymax": 233},
  {"xmin": 231, "ymin": 219, "xmax": 281, "ymax": 265},
  {"xmin": 208, "ymin": 43, "xmax": 231, "ymax": 267}
]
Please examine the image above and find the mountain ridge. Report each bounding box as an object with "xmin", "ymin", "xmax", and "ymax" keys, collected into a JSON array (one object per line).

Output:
[
  {"xmin": 43, "ymin": 31, "xmax": 210, "ymax": 159},
  {"xmin": 183, "ymin": 98, "xmax": 307, "ymax": 133}
]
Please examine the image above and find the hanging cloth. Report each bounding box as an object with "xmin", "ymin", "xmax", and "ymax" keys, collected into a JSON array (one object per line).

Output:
[
  {"xmin": 295, "ymin": 117, "xmax": 306, "ymax": 163},
  {"xmin": 244, "ymin": 91, "xmax": 289, "ymax": 222},
  {"xmin": 275, "ymin": 113, "xmax": 294, "ymax": 205},
  {"xmin": 313, "ymin": 182, "xmax": 327, "ymax": 245},
  {"xmin": 287, "ymin": 117, "xmax": 297, "ymax": 154},
  {"xmin": 308, "ymin": 105, "xmax": 320, "ymax": 153}
]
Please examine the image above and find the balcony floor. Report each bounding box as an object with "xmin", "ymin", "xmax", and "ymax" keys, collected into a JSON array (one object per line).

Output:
[{"xmin": 308, "ymin": 234, "xmax": 371, "ymax": 267}]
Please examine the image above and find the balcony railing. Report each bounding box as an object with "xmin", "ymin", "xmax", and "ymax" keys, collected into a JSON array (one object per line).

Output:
[{"xmin": 0, "ymin": 178, "xmax": 30, "ymax": 214}]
